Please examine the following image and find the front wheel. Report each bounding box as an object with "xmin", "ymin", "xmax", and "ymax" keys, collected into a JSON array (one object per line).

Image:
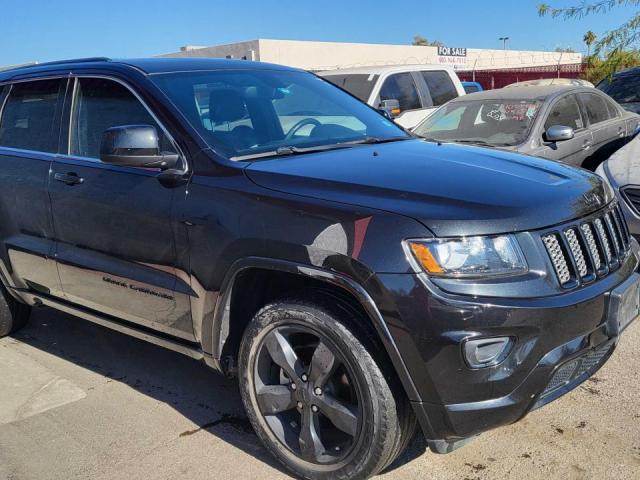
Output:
[{"xmin": 239, "ymin": 296, "xmax": 415, "ymax": 480}]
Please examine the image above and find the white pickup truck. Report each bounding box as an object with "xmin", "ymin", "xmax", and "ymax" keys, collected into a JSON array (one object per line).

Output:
[{"xmin": 319, "ymin": 64, "xmax": 465, "ymax": 129}]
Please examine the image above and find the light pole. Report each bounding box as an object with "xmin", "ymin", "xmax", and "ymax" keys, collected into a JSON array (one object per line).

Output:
[{"xmin": 499, "ymin": 36, "xmax": 510, "ymax": 50}]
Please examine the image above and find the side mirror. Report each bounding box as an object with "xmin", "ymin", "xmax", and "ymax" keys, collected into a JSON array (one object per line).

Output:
[
  {"xmin": 379, "ymin": 99, "xmax": 401, "ymax": 118},
  {"xmin": 100, "ymin": 125, "xmax": 179, "ymax": 169},
  {"xmin": 545, "ymin": 125, "xmax": 575, "ymax": 142}
]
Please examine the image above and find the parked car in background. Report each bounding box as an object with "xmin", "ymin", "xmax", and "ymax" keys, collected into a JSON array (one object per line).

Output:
[
  {"xmin": 505, "ymin": 78, "xmax": 594, "ymax": 88},
  {"xmin": 597, "ymin": 137, "xmax": 640, "ymax": 239},
  {"xmin": 319, "ymin": 64, "xmax": 465, "ymax": 129},
  {"xmin": 461, "ymin": 81, "xmax": 483, "ymax": 94},
  {"xmin": 598, "ymin": 67, "xmax": 640, "ymax": 114},
  {"xmin": 413, "ymin": 85, "xmax": 640, "ymax": 170}
]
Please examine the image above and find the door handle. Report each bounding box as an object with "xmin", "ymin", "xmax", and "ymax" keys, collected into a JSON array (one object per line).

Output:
[
  {"xmin": 618, "ymin": 127, "xmax": 625, "ymax": 137},
  {"xmin": 54, "ymin": 172, "xmax": 84, "ymax": 186},
  {"xmin": 582, "ymin": 140, "xmax": 592, "ymax": 150}
]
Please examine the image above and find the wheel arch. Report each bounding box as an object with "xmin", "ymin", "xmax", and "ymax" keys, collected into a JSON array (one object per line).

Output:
[{"xmin": 206, "ymin": 257, "xmax": 422, "ymax": 404}]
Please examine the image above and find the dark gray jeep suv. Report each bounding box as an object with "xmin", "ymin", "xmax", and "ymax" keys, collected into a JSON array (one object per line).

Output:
[{"xmin": 0, "ymin": 58, "xmax": 638, "ymax": 480}]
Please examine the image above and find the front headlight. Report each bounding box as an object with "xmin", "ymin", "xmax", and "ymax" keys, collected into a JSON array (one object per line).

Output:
[{"xmin": 406, "ymin": 235, "xmax": 527, "ymax": 278}]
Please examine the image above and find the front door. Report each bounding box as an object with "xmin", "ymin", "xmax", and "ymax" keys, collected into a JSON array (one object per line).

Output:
[
  {"xmin": 534, "ymin": 93, "xmax": 593, "ymax": 168},
  {"xmin": 48, "ymin": 76, "xmax": 194, "ymax": 341}
]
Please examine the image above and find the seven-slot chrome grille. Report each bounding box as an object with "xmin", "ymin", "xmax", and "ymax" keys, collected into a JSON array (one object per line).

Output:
[{"xmin": 542, "ymin": 203, "xmax": 631, "ymax": 288}]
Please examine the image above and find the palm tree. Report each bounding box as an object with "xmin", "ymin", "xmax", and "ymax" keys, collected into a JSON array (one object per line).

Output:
[{"xmin": 583, "ymin": 30, "xmax": 597, "ymax": 57}]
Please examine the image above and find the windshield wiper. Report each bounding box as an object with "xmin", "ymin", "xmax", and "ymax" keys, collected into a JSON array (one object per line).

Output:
[
  {"xmin": 231, "ymin": 143, "xmax": 354, "ymax": 161},
  {"xmin": 231, "ymin": 136, "xmax": 411, "ymax": 161},
  {"xmin": 345, "ymin": 136, "xmax": 411, "ymax": 145},
  {"xmin": 454, "ymin": 139, "xmax": 493, "ymax": 146}
]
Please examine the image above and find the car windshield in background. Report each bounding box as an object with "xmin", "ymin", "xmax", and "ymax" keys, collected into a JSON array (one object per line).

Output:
[
  {"xmin": 152, "ymin": 70, "xmax": 405, "ymax": 160},
  {"xmin": 414, "ymin": 99, "xmax": 542, "ymax": 147},
  {"xmin": 321, "ymin": 73, "xmax": 379, "ymax": 102},
  {"xmin": 598, "ymin": 76, "xmax": 640, "ymax": 104}
]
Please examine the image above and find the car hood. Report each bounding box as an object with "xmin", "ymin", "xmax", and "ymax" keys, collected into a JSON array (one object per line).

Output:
[
  {"xmin": 245, "ymin": 139, "xmax": 611, "ymax": 237},
  {"xmin": 602, "ymin": 136, "xmax": 640, "ymax": 187},
  {"xmin": 621, "ymin": 101, "xmax": 640, "ymax": 115}
]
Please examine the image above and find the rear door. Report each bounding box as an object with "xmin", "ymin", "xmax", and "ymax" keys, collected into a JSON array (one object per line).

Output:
[
  {"xmin": 534, "ymin": 93, "xmax": 593, "ymax": 167},
  {"xmin": 579, "ymin": 91, "xmax": 626, "ymax": 168},
  {"xmin": 48, "ymin": 76, "xmax": 194, "ymax": 341},
  {"xmin": 0, "ymin": 78, "xmax": 66, "ymax": 296}
]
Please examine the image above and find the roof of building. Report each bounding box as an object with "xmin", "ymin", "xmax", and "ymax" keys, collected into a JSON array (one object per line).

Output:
[{"xmin": 317, "ymin": 64, "xmax": 455, "ymax": 76}]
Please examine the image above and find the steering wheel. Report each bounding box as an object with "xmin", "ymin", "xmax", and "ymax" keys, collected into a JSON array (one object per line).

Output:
[{"xmin": 284, "ymin": 118, "xmax": 322, "ymax": 140}]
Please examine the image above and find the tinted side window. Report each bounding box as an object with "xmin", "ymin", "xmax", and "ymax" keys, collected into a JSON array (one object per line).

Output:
[
  {"xmin": 323, "ymin": 74, "xmax": 379, "ymax": 102},
  {"xmin": 71, "ymin": 78, "xmax": 174, "ymax": 159},
  {"xmin": 421, "ymin": 71, "xmax": 458, "ymax": 106},
  {"xmin": 580, "ymin": 93, "xmax": 612, "ymax": 125},
  {"xmin": 0, "ymin": 79, "xmax": 64, "ymax": 153},
  {"xmin": 379, "ymin": 73, "xmax": 421, "ymax": 111},
  {"xmin": 605, "ymin": 97, "xmax": 620, "ymax": 118},
  {"xmin": 544, "ymin": 95, "xmax": 584, "ymax": 131}
]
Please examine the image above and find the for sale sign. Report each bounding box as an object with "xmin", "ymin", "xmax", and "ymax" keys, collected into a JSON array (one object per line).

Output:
[
  {"xmin": 437, "ymin": 46, "xmax": 468, "ymax": 70},
  {"xmin": 437, "ymin": 46, "xmax": 467, "ymax": 57}
]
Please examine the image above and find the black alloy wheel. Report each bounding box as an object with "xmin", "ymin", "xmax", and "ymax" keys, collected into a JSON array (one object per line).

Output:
[
  {"xmin": 254, "ymin": 324, "xmax": 362, "ymax": 465},
  {"xmin": 239, "ymin": 294, "xmax": 416, "ymax": 480}
]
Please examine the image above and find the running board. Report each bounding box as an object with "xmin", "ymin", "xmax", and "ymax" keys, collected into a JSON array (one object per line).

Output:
[{"xmin": 22, "ymin": 290, "xmax": 205, "ymax": 362}]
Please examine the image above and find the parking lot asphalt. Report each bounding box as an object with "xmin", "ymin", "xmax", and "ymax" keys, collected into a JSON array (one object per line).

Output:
[{"xmin": 1, "ymin": 307, "xmax": 639, "ymax": 480}]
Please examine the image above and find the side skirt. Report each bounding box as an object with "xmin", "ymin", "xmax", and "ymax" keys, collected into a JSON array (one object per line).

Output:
[{"xmin": 13, "ymin": 288, "xmax": 221, "ymax": 370}]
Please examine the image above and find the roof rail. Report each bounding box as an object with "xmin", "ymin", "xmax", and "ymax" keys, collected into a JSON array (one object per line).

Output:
[
  {"xmin": 2, "ymin": 57, "xmax": 111, "ymax": 73},
  {"xmin": 32, "ymin": 57, "xmax": 112, "ymax": 67}
]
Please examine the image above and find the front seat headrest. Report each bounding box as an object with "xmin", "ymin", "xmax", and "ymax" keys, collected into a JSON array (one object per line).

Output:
[{"xmin": 209, "ymin": 88, "xmax": 247, "ymax": 124}]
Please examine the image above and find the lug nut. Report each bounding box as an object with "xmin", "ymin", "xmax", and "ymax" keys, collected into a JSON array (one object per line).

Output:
[
  {"xmin": 311, "ymin": 405, "xmax": 319, "ymax": 413},
  {"xmin": 291, "ymin": 383, "xmax": 297, "ymax": 390},
  {"xmin": 301, "ymin": 374, "xmax": 308, "ymax": 382},
  {"xmin": 297, "ymin": 401, "xmax": 303, "ymax": 409},
  {"xmin": 314, "ymin": 387, "xmax": 322, "ymax": 395}
]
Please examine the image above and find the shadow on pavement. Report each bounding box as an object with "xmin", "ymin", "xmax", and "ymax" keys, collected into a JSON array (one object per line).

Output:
[
  {"xmin": 13, "ymin": 307, "xmax": 428, "ymax": 478},
  {"xmin": 13, "ymin": 307, "xmax": 291, "ymax": 477}
]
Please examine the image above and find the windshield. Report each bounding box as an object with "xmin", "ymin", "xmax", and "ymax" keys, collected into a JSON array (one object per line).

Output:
[
  {"xmin": 413, "ymin": 99, "xmax": 542, "ymax": 147},
  {"xmin": 321, "ymin": 73, "xmax": 379, "ymax": 102},
  {"xmin": 598, "ymin": 76, "xmax": 640, "ymax": 104},
  {"xmin": 152, "ymin": 70, "xmax": 406, "ymax": 159}
]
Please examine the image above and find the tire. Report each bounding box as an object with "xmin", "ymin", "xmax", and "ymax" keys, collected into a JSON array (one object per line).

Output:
[
  {"xmin": 0, "ymin": 285, "xmax": 31, "ymax": 338},
  {"xmin": 238, "ymin": 294, "xmax": 415, "ymax": 480}
]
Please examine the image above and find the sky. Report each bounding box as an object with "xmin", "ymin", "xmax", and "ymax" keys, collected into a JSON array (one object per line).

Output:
[{"xmin": 0, "ymin": 0, "xmax": 637, "ymax": 66}]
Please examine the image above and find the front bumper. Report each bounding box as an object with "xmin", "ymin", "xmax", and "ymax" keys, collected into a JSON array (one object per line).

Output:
[{"xmin": 374, "ymin": 246, "xmax": 639, "ymax": 451}]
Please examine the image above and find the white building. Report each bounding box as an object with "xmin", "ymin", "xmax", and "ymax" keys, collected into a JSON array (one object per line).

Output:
[{"xmin": 158, "ymin": 38, "xmax": 583, "ymax": 73}]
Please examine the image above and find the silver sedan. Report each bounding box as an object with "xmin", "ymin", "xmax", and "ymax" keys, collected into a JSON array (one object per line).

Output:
[{"xmin": 413, "ymin": 85, "xmax": 640, "ymax": 170}]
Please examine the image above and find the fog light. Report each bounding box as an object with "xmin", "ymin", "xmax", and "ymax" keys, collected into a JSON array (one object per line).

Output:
[{"xmin": 463, "ymin": 337, "xmax": 512, "ymax": 368}]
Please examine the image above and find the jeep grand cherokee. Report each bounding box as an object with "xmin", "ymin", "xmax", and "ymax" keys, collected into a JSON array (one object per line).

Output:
[{"xmin": 0, "ymin": 58, "xmax": 637, "ymax": 480}]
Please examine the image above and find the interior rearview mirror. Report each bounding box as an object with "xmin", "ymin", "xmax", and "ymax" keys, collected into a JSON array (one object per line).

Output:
[
  {"xmin": 100, "ymin": 125, "xmax": 179, "ymax": 169},
  {"xmin": 545, "ymin": 125, "xmax": 575, "ymax": 143},
  {"xmin": 379, "ymin": 99, "xmax": 401, "ymax": 118}
]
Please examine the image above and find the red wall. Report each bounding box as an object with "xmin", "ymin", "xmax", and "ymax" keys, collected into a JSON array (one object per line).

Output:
[{"xmin": 457, "ymin": 64, "xmax": 585, "ymax": 90}]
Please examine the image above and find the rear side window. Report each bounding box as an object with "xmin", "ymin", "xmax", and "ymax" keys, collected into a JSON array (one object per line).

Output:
[
  {"xmin": 322, "ymin": 74, "xmax": 379, "ymax": 102},
  {"xmin": 421, "ymin": 71, "xmax": 458, "ymax": 106},
  {"xmin": 0, "ymin": 79, "xmax": 64, "ymax": 153},
  {"xmin": 580, "ymin": 93, "xmax": 613, "ymax": 125},
  {"xmin": 379, "ymin": 73, "xmax": 421, "ymax": 111},
  {"xmin": 605, "ymin": 97, "xmax": 620, "ymax": 118},
  {"xmin": 544, "ymin": 95, "xmax": 584, "ymax": 131},
  {"xmin": 70, "ymin": 78, "xmax": 174, "ymax": 159}
]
